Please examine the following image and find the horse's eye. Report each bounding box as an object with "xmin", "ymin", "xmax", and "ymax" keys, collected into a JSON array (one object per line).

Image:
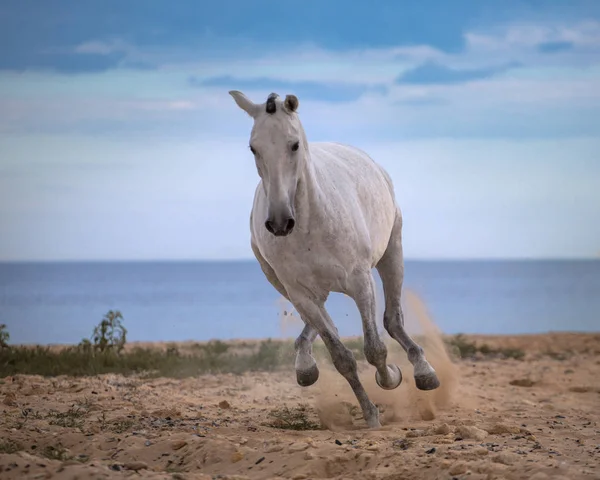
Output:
[
  {"xmin": 249, "ymin": 145, "xmax": 256, "ymax": 155},
  {"xmin": 291, "ymin": 142, "xmax": 299, "ymax": 152}
]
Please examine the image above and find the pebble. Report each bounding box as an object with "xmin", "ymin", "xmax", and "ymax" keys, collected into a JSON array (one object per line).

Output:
[
  {"xmin": 449, "ymin": 462, "xmax": 468, "ymax": 475},
  {"xmin": 124, "ymin": 461, "xmax": 148, "ymax": 471},
  {"xmin": 393, "ymin": 439, "xmax": 411, "ymax": 450},
  {"xmin": 529, "ymin": 473, "xmax": 549, "ymax": 480},
  {"xmin": 473, "ymin": 447, "xmax": 489, "ymax": 456},
  {"xmin": 288, "ymin": 442, "xmax": 310, "ymax": 453},
  {"xmin": 2, "ymin": 392, "xmax": 18, "ymax": 407},
  {"xmin": 434, "ymin": 423, "xmax": 452, "ymax": 435},
  {"xmin": 456, "ymin": 425, "xmax": 488, "ymax": 441},
  {"xmin": 172, "ymin": 440, "xmax": 187, "ymax": 450},
  {"xmin": 510, "ymin": 378, "xmax": 536, "ymax": 387},
  {"xmin": 492, "ymin": 452, "xmax": 519, "ymax": 465},
  {"xmin": 230, "ymin": 451, "xmax": 244, "ymax": 463},
  {"xmin": 264, "ymin": 444, "xmax": 284, "ymax": 453},
  {"xmin": 486, "ymin": 423, "xmax": 521, "ymax": 435}
]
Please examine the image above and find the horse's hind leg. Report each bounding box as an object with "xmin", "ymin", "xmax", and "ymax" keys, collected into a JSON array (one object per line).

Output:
[
  {"xmin": 376, "ymin": 209, "xmax": 440, "ymax": 391},
  {"xmin": 349, "ymin": 271, "xmax": 402, "ymax": 390},
  {"xmin": 289, "ymin": 291, "xmax": 381, "ymax": 428}
]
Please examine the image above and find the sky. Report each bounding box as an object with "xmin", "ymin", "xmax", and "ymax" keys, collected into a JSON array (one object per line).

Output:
[{"xmin": 0, "ymin": 0, "xmax": 599, "ymax": 261}]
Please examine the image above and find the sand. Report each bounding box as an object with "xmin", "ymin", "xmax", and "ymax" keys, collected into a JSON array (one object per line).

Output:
[{"xmin": 1, "ymin": 290, "xmax": 599, "ymax": 479}]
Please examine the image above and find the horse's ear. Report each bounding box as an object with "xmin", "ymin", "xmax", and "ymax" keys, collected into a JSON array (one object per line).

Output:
[
  {"xmin": 284, "ymin": 94, "xmax": 299, "ymax": 113},
  {"xmin": 229, "ymin": 90, "xmax": 260, "ymax": 118}
]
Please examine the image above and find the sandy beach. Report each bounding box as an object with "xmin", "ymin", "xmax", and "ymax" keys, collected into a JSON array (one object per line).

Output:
[{"xmin": 1, "ymin": 323, "xmax": 599, "ymax": 480}]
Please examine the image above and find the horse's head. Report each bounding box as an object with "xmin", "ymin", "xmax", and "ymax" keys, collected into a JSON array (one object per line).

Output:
[{"xmin": 229, "ymin": 90, "xmax": 305, "ymax": 237}]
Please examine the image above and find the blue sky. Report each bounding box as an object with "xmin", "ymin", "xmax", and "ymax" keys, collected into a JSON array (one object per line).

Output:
[{"xmin": 1, "ymin": 0, "xmax": 599, "ymax": 260}]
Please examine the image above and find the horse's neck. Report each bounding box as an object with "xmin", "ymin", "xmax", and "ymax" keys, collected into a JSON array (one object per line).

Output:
[{"xmin": 295, "ymin": 148, "xmax": 324, "ymax": 230}]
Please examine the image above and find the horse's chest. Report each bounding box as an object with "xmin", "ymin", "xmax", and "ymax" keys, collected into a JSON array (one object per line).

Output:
[{"xmin": 259, "ymin": 236, "xmax": 352, "ymax": 295}]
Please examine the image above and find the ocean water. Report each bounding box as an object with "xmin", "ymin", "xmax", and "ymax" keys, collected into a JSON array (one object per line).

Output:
[{"xmin": 0, "ymin": 260, "xmax": 599, "ymax": 345}]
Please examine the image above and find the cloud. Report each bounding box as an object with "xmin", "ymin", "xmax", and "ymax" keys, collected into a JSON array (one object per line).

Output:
[
  {"xmin": 0, "ymin": 0, "xmax": 476, "ymax": 74},
  {"xmin": 537, "ymin": 41, "xmax": 575, "ymax": 53},
  {"xmin": 464, "ymin": 20, "xmax": 600, "ymax": 52},
  {"xmin": 190, "ymin": 75, "xmax": 387, "ymax": 102},
  {"xmin": 0, "ymin": 51, "xmax": 129, "ymax": 74},
  {"xmin": 1, "ymin": 16, "xmax": 599, "ymax": 142},
  {"xmin": 3, "ymin": 2, "xmax": 598, "ymax": 74},
  {"xmin": 396, "ymin": 61, "xmax": 521, "ymax": 85}
]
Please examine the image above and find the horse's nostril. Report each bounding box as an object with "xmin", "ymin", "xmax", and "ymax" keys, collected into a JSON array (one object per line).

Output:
[
  {"xmin": 285, "ymin": 218, "xmax": 295, "ymax": 232},
  {"xmin": 265, "ymin": 220, "xmax": 275, "ymax": 234}
]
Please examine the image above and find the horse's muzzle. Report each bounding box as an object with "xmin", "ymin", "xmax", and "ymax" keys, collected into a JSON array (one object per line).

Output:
[{"xmin": 265, "ymin": 217, "xmax": 295, "ymax": 237}]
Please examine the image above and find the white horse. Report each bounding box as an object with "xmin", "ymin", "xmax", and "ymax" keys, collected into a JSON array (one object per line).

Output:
[{"xmin": 229, "ymin": 90, "xmax": 440, "ymax": 428}]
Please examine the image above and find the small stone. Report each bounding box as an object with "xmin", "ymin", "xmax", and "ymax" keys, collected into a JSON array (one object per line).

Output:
[
  {"xmin": 124, "ymin": 461, "xmax": 148, "ymax": 471},
  {"xmin": 526, "ymin": 435, "xmax": 537, "ymax": 442},
  {"xmin": 172, "ymin": 440, "xmax": 187, "ymax": 450},
  {"xmin": 2, "ymin": 392, "xmax": 18, "ymax": 407},
  {"xmin": 406, "ymin": 429, "xmax": 427, "ymax": 438},
  {"xmin": 231, "ymin": 451, "xmax": 244, "ymax": 463},
  {"xmin": 335, "ymin": 439, "xmax": 343, "ymax": 445},
  {"xmin": 449, "ymin": 462, "xmax": 468, "ymax": 475},
  {"xmin": 492, "ymin": 452, "xmax": 519, "ymax": 465},
  {"xmin": 110, "ymin": 464, "xmax": 122, "ymax": 471},
  {"xmin": 144, "ymin": 440, "xmax": 152, "ymax": 447},
  {"xmin": 473, "ymin": 447, "xmax": 489, "ymax": 456},
  {"xmin": 434, "ymin": 423, "xmax": 452, "ymax": 435},
  {"xmin": 288, "ymin": 442, "xmax": 309, "ymax": 453},
  {"xmin": 219, "ymin": 400, "xmax": 231, "ymax": 409},
  {"xmin": 457, "ymin": 425, "xmax": 488, "ymax": 441},
  {"xmin": 265, "ymin": 444, "xmax": 284, "ymax": 453},
  {"xmin": 425, "ymin": 447, "xmax": 436, "ymax": 454},
  {"xmin": 304, "ymin": 451, "xmax": 314, "ymax": 460},
  {"xmin": 366, "ymin": 444, "xmax": 380, "ymax": 451},
  {"xmin": 393, "ymin": 439, "xmax": 411, "ymax": 450},
  {"xmin": 510, "ymin": 378, "xmax": 536, "ymax": 387},
  {"xmin": 486, "ymin": 423, "xmax": 521, "ymax": 435},
  {"xmin": 529, "ymin": 473, "xmax": 549, "ymax": 480},
  {"xmin": 255, "ymin": 456, "xmax": 265, "ymax": 465}
]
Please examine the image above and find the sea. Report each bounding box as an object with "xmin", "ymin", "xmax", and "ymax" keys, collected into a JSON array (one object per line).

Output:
[{"xmin": 0, "ymin": 260, "xmax": 599, "ymax": 345}]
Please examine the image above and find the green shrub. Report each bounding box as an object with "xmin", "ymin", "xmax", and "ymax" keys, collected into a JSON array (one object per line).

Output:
[{"xmin": 0, "ymin": 324, "xmax": 9, "ymax": 349}]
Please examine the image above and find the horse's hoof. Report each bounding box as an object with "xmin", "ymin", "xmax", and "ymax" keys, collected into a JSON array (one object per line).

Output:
[
  {"xmin": 296, "ymin": 364, "xmax": 319, "ymax": 387},
  {"xmin": 375, "ymin": 364, "xmax": 403, "ymax": 390},
  {"xmin": 366, "ymin": 417, "xmax": 382, "ymax": 429},
  {"xmin": 415, "ymin": 372, "xmax": 441, "ymax": 391},
  {"xmin": 365, "ymin": 403, "xmax": 382, "ymax": 429}
]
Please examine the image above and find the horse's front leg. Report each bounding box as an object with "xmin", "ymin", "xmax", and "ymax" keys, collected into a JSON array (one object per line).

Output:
[
  {"xmin": 294, "ymin": 323, "xmax": 319, "ymax": 386},
  {"xmin": 289, "ymin": 290, "xmax": 381, "ymax": 429}
]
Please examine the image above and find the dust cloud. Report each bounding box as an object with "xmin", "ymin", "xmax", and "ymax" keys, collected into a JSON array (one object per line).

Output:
[{"xmin": 277, "ymin": 288, "xmax": 461, "ymax": 431}]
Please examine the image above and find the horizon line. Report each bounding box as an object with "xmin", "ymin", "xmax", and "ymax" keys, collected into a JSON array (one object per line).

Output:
[{"xmin": 1, "ymin": 256, "xmax": 598, "ymax": 264}]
